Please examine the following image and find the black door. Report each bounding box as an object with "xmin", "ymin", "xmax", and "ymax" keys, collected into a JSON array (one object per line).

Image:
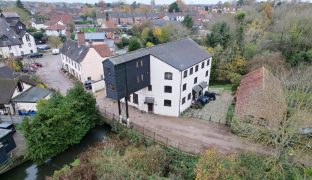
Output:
[{"xmin": 147, "ymin": 103, "xmax": 153, "ymax": 113}]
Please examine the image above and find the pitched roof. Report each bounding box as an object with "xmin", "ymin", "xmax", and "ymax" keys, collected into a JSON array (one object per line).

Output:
[
  {"xmin": 108, "ymin": 38, "xmax": 212, "ymax": 71},
  {"xmin": 0, "ymin": 18, "xmax": 22, "ymax": 47},
  {"xmin": 46, "ymin": 24, "xmax": 66, "ymax": 30},
  {"xmin": 0, "ymin": 78, "xmax": 17, "ymax": 104},
  {"xmin": 2, "ymin": 12, "xmax": 20, "ymax": 18},
  {"xmin": 75, "ymin": 32, "xmax": 106, "ymax": 41},
  {"xmin": 92, "ymin": 44, "xmax": 112, "ymax": 58},
  {"xmin": 60, "ymin": 39, "xmax": 90, "ymax": 63},
  {"xmin": 11, "ymin": 87, "xmax": 51, "ymax": 103}
]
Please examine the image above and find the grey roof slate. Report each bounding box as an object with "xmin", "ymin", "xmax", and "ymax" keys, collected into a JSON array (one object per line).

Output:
[
  {"xmin": 0, "ymin": 78, "xmax": 17, "ymax": 104},
  {"xmin": 2, "ymin": 12, "xmax": 20, "ymax": 18},
  {"xmin": 0, "ymin": 18, "xmax": 22, "ymax": 47},
  {"xmin": 12, "ymin": 87, "xmax": 51, "ymax": 103},
  {"xmin": 109, "ymin": 38, "xmax": 212, "ymax": 71},
  {"xmin": 60, "ymin": 39, "xmax": 90, "ymax": 63}
]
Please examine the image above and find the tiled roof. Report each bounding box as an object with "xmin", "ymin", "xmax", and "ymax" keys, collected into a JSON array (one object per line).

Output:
[
  {"xmin": 108, "ymin": 38, "xmax": 212, "ymax": 71},
  {"xmin": 60, "ymin": 39, "xmax": 89, "ymax": 63},
  {"xmin": 46, "ymin": 24, "xmax": 66, "ymax": 30},
  {"xmin": 92, "ymin": 44, "xmax": 112, "ymax": 58}
]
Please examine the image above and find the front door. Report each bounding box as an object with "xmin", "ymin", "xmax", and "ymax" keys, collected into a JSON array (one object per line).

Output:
[{"xmin": 147, "ymin": 103, "xmax": 153, "ymax": 113}]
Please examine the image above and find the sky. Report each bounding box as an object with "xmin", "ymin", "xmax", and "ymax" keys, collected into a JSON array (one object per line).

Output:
[{"xmin": 7, "ymin": 0, "xmax": 224, "ymax": 5}]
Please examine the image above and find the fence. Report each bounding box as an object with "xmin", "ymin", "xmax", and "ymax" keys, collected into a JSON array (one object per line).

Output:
[
  {"xmin": 0, "ymin": 115, "xmax": 23, "ymax": 124},
  {"xmin": 99, "ymin": 108, "xmax": 205, "ymax": 155}
]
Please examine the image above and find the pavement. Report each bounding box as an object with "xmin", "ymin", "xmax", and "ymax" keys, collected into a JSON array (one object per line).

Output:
[
  {"xmin": 35, "ymin": 53, "xmax": 73, "ymax": 95},
  {"xmin": 35, "ymin": 53, "xmax": 268, "ymax": 154}
]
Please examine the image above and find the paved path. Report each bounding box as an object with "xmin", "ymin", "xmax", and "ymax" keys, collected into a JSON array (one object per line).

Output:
[
  {"xmin": 35, "ymin": 54, "xmax": 73, "ymax": 95},
  {"xmin": 36, "ymin": 54, "xmax": 267, "ymax": 154}
]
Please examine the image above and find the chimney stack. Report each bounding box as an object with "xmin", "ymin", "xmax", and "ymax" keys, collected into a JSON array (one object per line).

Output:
[{"xmin": 77, "ymin": 31, "xmax": 85, "ymax": 47}]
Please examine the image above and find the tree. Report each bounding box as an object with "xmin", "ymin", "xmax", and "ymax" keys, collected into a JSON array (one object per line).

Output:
[
  {"xmin": 205, "ymin": 21, "xmax": 231, "ymax": 48},
  {"xmin": 16, "ymin": 0, "xmax": 24, "ymax": 9},
  {"xmin": 21, "ymin": 83, "xmax": 97, "ymax": 163},
  {"xmin": 48, "ymin": 36, "xmax": 62, "ymax": 48},
  {"xmin": 33, "ymin": 32, "xmax": 43, "ymax": 41},
  {"xmin": 168, "ymin": 2, "xmax": 180, "ymax": 13},
  {"xmin": 237, "ymin": 0, "xmax": 244, "ymax": 7},
  {"xmin": 182, "ymin": 15, "xmax": 193, "ymax": 29},
  {"xmin": 128, "ymin": 37, "xmax": 142, "ymax": 52}
]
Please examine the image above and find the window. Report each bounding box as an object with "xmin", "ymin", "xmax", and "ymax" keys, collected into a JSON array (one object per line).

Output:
[
  {"xmin": 19, "ymin": 45, "xmax": 22, "ymax": 48},
  {"xmin": 28, "ymin": 43, "xmax": 31, "ymax": 47},
  {"xmin": 141, "ymin": 60, "xmax": 143, "ymax": 66},
  {"xmin": 206, "ymin": 70, "xmax": 209, "ymax": 77},
  {"xmin": 164, "ymin": 72, "xmax": 172, "ymax": 80},
  {"xmin": 201, "ymin": 62, "xmax": 205, "ymax": 69},
  {"xmin": 183, "ymin": 70, "xmax": 188, "ymax": 78},
  {"xmin": 164, "ymin": 86, "xmax": 172, "ymax": 93},
  {"xmin": 21, "ymin": 51, "xmax": 24, "ymax": 55},
  {"xmin": 87, "ymin": 77, "xmax": 91, "ymax": 80},
  {"xmin": 182, "ymin": 97, "xmax": 186, "ymax": 104},
  {"xmin": 148, "ymin": 85, "xmax": 152, "ymax": 91},
  {"xmin": 30, "ymin": 50, "xmax": 33, "ymax": 53},
  {"xmin": 194, "ymin": 77, "xmax": 197, "ymax": 84},
  {"xmin": 133, "ymin": 93, "xmax": 138, "ymax": 104},
  {"xmin": 164, "ymin": 100, "xmax": 171, "ymax": 107},
  {"xmin": 0, "ymin": 35, "xmax": 8, "ymax": 41},
  {"xmin": 75, "ymin": 63, "xmax": 77, "ymax": 69},
  {"xmin": 107, "ymin": 68, "xmax": 112, "ymax": 75},
  {"xmin": 190, "ymin": 67, "xmax": 193, "ymax": 75},
  {"xmin": 188, "ymin": 93, "xmax": 191, "ymax": 100},
  {"xmin": 8, "ymin": 46, "xmax": 11, "ymax": 50},
  {"xmin": 136, "ymin": 61, "xmax": 139, "ymax": 68},
  {"xmin": 17, "ymin": 81, "xmax": 24, "ymax": 92},
  {"xmin": 137, "ymin": 76, "xmax": 140, "ymax": 83},
  {"xmin": 195, "ymin": 65, "xmax": 198, "ymax": 72},
  {"xmin": 141, "ymin": 74, "xmax": 144, "ymax": 81},
  {"xmin": 108, "ymin": 84, "xmax": 116, "ymax": 91},
  {"xmin": 183, "ymin": 83, "xmax": 187, "ymax": 91},
  {"xmin": 207, "ymin": 60, "xmax": 210, "ymax": 66},
  {"xmin": 26, "ymin": 34, "xmax": 30, "ymax": 41}
]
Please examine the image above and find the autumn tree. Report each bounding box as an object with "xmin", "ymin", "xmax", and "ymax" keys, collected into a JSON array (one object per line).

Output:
[
  {"xmin": 48, "ymin": 36, "xmax": 62, "ymax": 48},
  {"xmin": 168, "ymin": 2, "xmax": 180, "ymax": 13},
  {"xmin": 182, "ymin": 15, "xmax": 193, "ymax": 29},
  {"xmin": 128, "ymin": 37, "xmax": 142, "ymax": 52}
]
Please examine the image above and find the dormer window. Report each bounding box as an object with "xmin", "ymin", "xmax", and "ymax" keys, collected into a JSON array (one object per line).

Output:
[{"xmin": 0, "ymin": 35, "xmax": 8, "ymax": 41}]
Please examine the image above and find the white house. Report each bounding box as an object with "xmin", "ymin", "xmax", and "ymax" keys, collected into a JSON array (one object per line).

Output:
[
  {"xmin": 0, "ymin": 66, "xmax": 51, "ymax": 115},
  {"xmin": 45, "ymin": 24, "xmax": 66, "ymax": 36},
  {"xmin": 31, "ymin": 18, "xmax": 48, "ymax": 30},
  {"xmin": 103, "ymin": 38, "xmax": 212, "ymax": 117},
  {"xmin": 60, "ymin": 38, "xmax": 112, "ymax": 83},
  {"xmin": 0, "ymin": 12, "xmax": 37, "ymax": 58},
  {"xmin": 162, "ymin": 13, "xmax": 185, "ymax": 22}
]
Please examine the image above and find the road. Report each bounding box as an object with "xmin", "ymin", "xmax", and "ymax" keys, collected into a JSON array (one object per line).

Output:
[
  {"xmin": 36, "ymin": 53, "xmax": 267, "ymax": 155},
  {"xmin": 35, "ymin": 54, "xmax": 73, "ymax": 95}
]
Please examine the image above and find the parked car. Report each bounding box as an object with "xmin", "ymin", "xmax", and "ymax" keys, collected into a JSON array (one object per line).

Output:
[
  {"xmin": 22, "ymin": 66, "xmax": 36, "ymax": 73},
  {"xmin": 197, "ymin": 95, "xmax": 211, "ymax": 105},
  {"xmin": 32, "ymin": 62, "xmax": 43, "ymax": 68},
  {"xmin": 0, "ymin": 122, "xmax": 16, "ymax": 134},
  {"xmin": 204, "ymin": 91, "xmax": 216, "ymax": 101},
  {"xmin": 37, "ymin": 44, "xmax": 50, "ymax": 50},
  {"xmin": 30, "ymin": 64, "xmax": 38, "ymax": 70},
  {"xmin": 84, "ymin": 80, "xmax": 92, "ymax": 90},
  {"xmin": 52, "ymin": 48, "xmax": 60, "ymax": 55},
  {"xmin": 28, "ymin": 53, "xmax": 43, "ymax": 58}
]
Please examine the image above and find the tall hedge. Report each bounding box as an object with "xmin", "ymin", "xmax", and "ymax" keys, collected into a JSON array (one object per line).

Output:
[{"xmin": 22, "ymin": 83, "xmax": 97, "ymax": 164}]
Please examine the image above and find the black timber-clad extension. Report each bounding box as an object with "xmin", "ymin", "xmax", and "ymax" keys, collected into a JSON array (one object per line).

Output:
[{"xmin": 103, "ymin": 55, "xmax": 150, "ymax": 100}]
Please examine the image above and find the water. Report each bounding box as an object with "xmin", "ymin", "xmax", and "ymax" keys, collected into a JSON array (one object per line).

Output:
[{"xmin": 0, "ymin": 125, "xmax": 110, "ymax": 180}]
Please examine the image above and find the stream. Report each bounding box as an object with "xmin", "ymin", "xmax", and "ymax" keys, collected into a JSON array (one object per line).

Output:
[{"xmin": 0, "ymin": 125, "xmax": 110, "ymax": 180}]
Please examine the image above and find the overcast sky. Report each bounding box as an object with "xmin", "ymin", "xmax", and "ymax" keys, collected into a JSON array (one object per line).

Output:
[{"xmin": 7, "ymin": 0, "xmax": 226, "ymax": 5}]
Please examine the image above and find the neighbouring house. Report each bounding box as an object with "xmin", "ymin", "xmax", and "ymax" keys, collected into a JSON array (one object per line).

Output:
[
  {"xmin": 60, "ymin": 38, "xmax": 112, "ymax": 84},
  {"xmin": 103, "ymin": 38, "xmax": 212, "ymax": 117},
  {"xmin": 0, "ymin": 12, "xmax": 37, "ymax": 58},
  {"xmin": 45, "ymin": 24, "xmax": 66, "ymax": 36},
  {"xmin": 75, "ymin": 32, "xmax": 106, "ymax": 45},
  {"xmin": 0, "ymin": 66, "xmax": 52, "ymax": 115},
  {"xmin": 162, "ymin": 13, "xmax": 185, "ymax": 22},
  {"xmin": 31, "ymin": 18, "xmax": 47, "ymax": 30},
  {"xmin": 235, "ymin": 67, "xmax": 287, "ymax": 129},
  {"xmin": 0, "ymin": 129, "xmax": 16, "ymax": 164}
]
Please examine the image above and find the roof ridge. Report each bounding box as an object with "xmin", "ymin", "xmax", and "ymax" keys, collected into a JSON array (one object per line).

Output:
[{"xmin": 109, "ymin": 37, "xmax": 192, "ymax": 59}]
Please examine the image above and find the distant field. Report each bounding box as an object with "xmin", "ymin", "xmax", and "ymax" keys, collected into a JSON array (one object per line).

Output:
[{"xmin": 80, "ymin": 27, "xmax": 96, "ymax": 32}]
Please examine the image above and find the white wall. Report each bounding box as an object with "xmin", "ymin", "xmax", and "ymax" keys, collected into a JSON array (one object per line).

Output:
[
  {"xmin": 92, "ymin": 80, "xmax": 105, "ymax": 93},
  {"xmin": 61, "ymin": 53, "xmax": 83, "ymax": 81},
  {"xmin": 46, "ymin": 29, "xmax": 66, "ymax": 36},
  {"xmin": 31, "ymin": 22, "xmax": 47, "ymax": 30},
  {"xmin": 81, "ymin": 48, "xmax": 107, "ymax": 82},
  {"xmin": 14, "ymin": 93, "xmax": 51, "ymax": 112},
  {"xmin": 12, "ymin": 82, "xmax": 32, "ymax": 99},
  {"xmin": 179, "ymin": 57, "xmax": 212, "ymax": 113}
]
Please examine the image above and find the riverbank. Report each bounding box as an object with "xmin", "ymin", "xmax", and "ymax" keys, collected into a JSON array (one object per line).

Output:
[{"xmin": 0, "ymin": 125, "xmax": 110, "ymax": 180}]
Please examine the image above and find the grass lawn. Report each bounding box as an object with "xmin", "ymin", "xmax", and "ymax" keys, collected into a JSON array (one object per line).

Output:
[
  {"xmin": 80, "ymin": 27, "xmax": 96, "ymax": 33},
  {"xmin": 209, "ymin": 82, "xmax": 232, "ymax": 91}
]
